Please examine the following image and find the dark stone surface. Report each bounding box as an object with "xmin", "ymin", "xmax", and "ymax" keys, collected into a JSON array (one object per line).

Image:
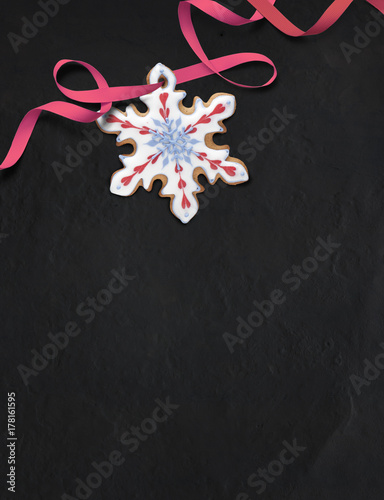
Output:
[{"xmin": 1, "ymin": 0, "xmax": 384, "ymax": 499}]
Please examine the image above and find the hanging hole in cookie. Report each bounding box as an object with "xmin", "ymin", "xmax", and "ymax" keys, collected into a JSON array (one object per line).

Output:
[{"xmin": 158, "ymin": 75, "xmax": 168, "ymax": 88}]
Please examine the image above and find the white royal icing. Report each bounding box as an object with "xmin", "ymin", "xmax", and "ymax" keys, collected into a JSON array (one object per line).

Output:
[{"xmin": 97, "ymin": 63, "xmax": 248, "ymax": 223}]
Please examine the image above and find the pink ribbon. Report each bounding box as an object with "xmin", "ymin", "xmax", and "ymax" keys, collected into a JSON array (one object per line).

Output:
[{"xmin": 1, "ymin": 0, "xmax": 384, "ymax": 171}]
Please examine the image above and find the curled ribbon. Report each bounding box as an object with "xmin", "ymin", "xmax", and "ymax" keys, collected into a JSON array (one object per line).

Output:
[{"xmin": 1, "ymin": 0, "xmax": 383, "ymax": 171}]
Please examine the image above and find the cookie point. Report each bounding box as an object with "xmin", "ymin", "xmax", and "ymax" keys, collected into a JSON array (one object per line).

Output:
[{"xmin": 241, "ymin": 170, "xmax": 249, "ymax": 181}]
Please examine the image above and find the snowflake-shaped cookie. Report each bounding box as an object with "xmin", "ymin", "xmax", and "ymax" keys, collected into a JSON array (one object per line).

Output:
[{"xmin": 97, "ymin": 63, "xmax": 248, "ymax": 223}]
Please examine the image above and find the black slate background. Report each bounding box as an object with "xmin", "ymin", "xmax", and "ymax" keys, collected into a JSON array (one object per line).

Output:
[{"xmin": 1, "ymin": 0, "xmax": 384, "ymax": 499}]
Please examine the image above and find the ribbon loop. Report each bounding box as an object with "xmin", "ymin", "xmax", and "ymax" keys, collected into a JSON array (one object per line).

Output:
[
  {"xmin": 178, "ymin": 0, "xmax": 278, "ymax": 88},
  {"xmin": 54, "ymin": 59, "xmax": 164, "ymax": 104}
]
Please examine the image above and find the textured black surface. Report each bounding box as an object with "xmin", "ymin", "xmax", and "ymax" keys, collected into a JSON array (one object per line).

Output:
[{"xmin": 1, "ymin": 1, "xmax": 384, "ymax": 499}]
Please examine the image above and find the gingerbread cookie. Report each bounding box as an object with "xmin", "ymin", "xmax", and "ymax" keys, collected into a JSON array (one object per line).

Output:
[{"xmin": 97, "ymin": 63, "xmax": 248, "ymax": 223}]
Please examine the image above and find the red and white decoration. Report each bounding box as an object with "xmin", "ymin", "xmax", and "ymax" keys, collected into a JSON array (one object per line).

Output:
[{"xmin": 97, "ymin": 63, "xmax": 248, "ymax": 223}]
